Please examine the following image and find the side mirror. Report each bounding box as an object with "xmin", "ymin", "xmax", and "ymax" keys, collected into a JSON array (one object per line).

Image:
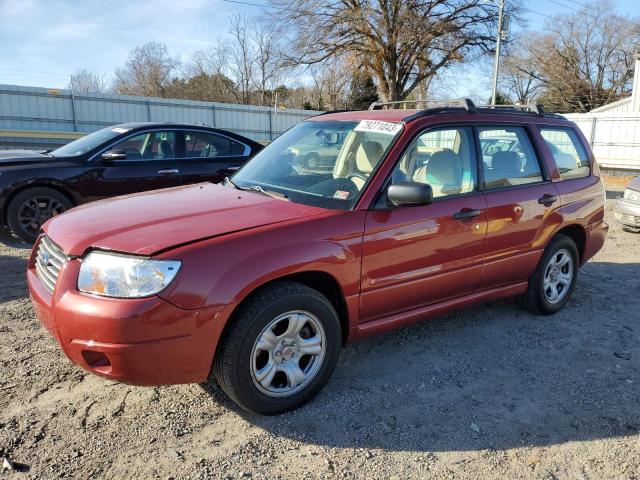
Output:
[
  {"xmin": 101, "ymin": 150, "xmax": 126, "ymax": 161},
  {"xmin": 387, "ymin": 182, "xmax": 433, "ymax": 207}
]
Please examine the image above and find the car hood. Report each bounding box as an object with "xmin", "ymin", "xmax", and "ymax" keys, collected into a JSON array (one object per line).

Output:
[
  {"xmin": 627, "ymin": 176, "xmax": 640, "ymax": 191},
  {"xmin": 0, "ymin": 150, "xmax": 53, "ymax": 164},
  {"xmin": 44, "ymin": 183, "xmax": 331, "ymax": 257}
]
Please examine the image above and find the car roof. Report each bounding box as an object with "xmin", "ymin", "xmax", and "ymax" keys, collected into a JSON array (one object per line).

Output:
[{"xmin": 111, "ymin": 122, "xmax": 261, "ymax": 145}]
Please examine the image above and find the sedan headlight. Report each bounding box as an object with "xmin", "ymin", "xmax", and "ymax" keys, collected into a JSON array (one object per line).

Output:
[
  {"xmin": 78, "ymin": 251, "xmax": 181, "ymax": 298},
  {"xmin": 624, "ymin": 188, "xmax": 640, "ymax": 202}
]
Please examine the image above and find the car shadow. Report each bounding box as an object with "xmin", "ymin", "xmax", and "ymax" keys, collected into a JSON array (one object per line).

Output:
[
  {"xmin": 606, "ymin": 189, "xmax": 624, "ymax": 200},
  {"xmin": 202, "ymin": 261, "xmax": 640, "ymax": 452},
  {"xmin": 0, "ymin": 227, "xmax": 32, "ymax": 250},
  {"xmin": 0, "ymin": 253, "xmax": 29, "ymax": 304}
]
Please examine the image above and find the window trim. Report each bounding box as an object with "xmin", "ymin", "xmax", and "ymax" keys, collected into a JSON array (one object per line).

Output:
[
  {"xmin": 537, "ymin": 125, "xmax": 591, "ymax": 180},
  {"xmin": 180, "ymin": 129, "xmax": 251, "ymax": 160},
  {"xmin": 371, "ymin": 124, "xmax": 482, "ymax": 209},
  {"xmin": 474, "ymin": 124, "xmax": 550, "ymax": 192}
]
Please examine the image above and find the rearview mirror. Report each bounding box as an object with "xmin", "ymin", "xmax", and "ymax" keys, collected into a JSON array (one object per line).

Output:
[
  {"xmin": 387, "ymin": 182, "xmax": 433, "ymax": 207},
  {"xmin": 101, "ymin": 150, "xmax": 126, "ymax": 161}
]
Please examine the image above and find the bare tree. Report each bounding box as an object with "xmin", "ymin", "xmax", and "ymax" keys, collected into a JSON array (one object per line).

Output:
[
  {"xmin": 500, "ymin": 46, "xmax": 542, "ymax": 104},
  {"xmin": 272, "ymin": 0, "xmax": 504, "ymax": 101},
  {"xmin": 252, "ymin": 21, "xmax": 283, "ymax": 106},
  {"xmin": 68, "ymin": 69, "xmax": 107, "ymax": 93},
  {"xmin": 113, "ymin": 42, "xmax": 180, "ymax": 97},
  {"xmin": 224, "ymin": 13, "xmax": 255, "ymax": 104},
  {"xmin": 519, "ymin": 1, "xmax": 640, "ymax": 112}
]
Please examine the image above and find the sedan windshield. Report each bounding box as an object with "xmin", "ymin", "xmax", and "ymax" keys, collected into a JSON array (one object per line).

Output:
[
  {"xmin": 51, "ymin": 126, "xmax": 131, "ymax": 157},
  {"xmin": 231, "ymin": 120, "xmax": 402, "ymax": 209}
]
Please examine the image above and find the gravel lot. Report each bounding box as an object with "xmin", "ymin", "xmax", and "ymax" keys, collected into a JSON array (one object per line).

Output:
[{"xmin": 1, "ymin": 186, "xmax": 639, "ymax": 479}]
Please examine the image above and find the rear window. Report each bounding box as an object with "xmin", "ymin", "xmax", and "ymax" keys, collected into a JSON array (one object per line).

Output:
[{"xmin": 540, "ymin": 128, "xmax": 590, "ymax": 180}]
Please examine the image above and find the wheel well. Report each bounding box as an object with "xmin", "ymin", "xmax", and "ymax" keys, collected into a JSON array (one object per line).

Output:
[
  {"xmin": 4, "ymin": 183, "xmax": 76, "ymax": 218},
  {"xmin": 224, "ymin": 271, "xmax": 350, "ymax": 348},
  {"xmin": 555, "ymin": 224, "xmax": 586, "ymax": 263}
]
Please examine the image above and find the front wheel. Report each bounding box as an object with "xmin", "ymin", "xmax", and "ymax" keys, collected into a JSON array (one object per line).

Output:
[
  {"xmin": 524, "ymin": 234, "xmax": 579, "ymax": 315},
  {"xmin": 6, "ymin": 187, "xmax": 73, "ymax": 243},
  {"xmin": 213, "ymin": 282, "xmax": 342, "ymax": 415}
]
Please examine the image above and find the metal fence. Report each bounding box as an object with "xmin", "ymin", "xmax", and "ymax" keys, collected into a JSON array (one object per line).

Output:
[
  {"xmin": 564, "ymin": 113, "xmax": 640, "ymax": 172},
  {"xmin": 0, "ymin": 84, "xmax": 320, "ymax": 149}
]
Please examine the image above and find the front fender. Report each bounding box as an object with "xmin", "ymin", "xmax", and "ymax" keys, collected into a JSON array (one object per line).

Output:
[{"xmin": 158, "ymin": 211, "xmax": 366, "ymax": 310}]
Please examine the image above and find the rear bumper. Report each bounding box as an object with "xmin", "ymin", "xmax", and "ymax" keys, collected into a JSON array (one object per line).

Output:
[
  {"xmin": 614, "ymin": 198, "xmax": 640, "ymax": 227},
  {"xmin": 27, "ymin": 259, "xmax": 227, "ymax": 386}
]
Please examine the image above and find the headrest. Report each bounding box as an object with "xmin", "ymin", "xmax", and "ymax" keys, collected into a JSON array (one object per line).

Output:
[
  {"xmin": 491, "ymin": 151, "xmax": 521, "ymax": 176},
  {"xmin": 159, "ymin": 140, "xmax": 173, "ymax": 156},
  {"xmin": 426, "ymin": 150, "xmax": 461, "ymax": 185},
  {"xmin": 356, "ymin": 141, "xmax": 383, "ymax": 173}
]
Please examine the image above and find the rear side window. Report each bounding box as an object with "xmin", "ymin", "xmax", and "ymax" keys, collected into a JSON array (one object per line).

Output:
[
  {"xmin": 388, "ymin": 126, "xmax": 477, "ymax": 199},
  {"xmin": 184, "ymin": 131, "xmax": 246, "ymax": 158},
  {"xmin": 477, "ymin": 127, "xmax": 543, "ymax": 189},
  {"xmin": 540, "ymin": 128, "xmax": 590, "ymax": 180}
]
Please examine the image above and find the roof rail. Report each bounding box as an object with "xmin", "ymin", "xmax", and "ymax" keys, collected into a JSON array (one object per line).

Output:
[
  {"xmin": 480, "ymin": 102, "xmax": 545, "ymax": 116},
  {"xmin": 369, "ymin": 98, "xmax": 477, "ymax": 112}
]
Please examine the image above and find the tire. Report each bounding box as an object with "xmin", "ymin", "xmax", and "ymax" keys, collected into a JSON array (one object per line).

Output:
[
  {"xmin": 214, "ymin": 281, "xmax": 342, "ymax": 415},
  {"xmin": 6, "ymin": 187, "xmax": 73, "ymax": 243},
  {"xmin": 524, "ymin": 234, "xmax": 579, "ymax": 315}
]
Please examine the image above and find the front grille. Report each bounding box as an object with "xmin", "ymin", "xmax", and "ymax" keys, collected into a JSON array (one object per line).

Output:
[{"xmin": 35, "ymin": 236, "xmax": 68, "ymax": 294}]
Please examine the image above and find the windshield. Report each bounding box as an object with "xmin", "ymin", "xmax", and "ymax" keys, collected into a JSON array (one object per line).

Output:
[
  {"xmin": 232, "ymin": 119, "xmax": 402, "ymax": 209},
  {"xmin": 51, "ymin": 126, "xmax": 131, "ymax": 157}
]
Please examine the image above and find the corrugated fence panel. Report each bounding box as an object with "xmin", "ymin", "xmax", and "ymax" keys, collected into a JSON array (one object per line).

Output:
[
  {"xmin": 565, "ymin": 113, "xmax": 640, "ymax": 171},
  {"xmin": 0, "ymin": 84, "xmax": 319, "ymax": 148}
]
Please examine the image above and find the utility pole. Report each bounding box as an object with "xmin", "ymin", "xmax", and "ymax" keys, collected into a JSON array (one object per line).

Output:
[{"xmin": 490, "ymin": 0, "xmax": 506, "ymax": 105}]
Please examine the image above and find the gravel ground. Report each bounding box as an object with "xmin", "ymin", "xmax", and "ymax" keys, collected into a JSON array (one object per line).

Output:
[{"xmin": 1, "ymin": 187, "xmax": 639, "ymax": 479}]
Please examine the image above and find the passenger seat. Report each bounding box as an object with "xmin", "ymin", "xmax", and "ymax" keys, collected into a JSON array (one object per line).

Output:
[
  {"xmin": 350, "ymin": 141, "xmax": 383, "ymax": 189},
  {"xmin": 413, "ymin": 150, "xmax": 463, "ymax": 197},
  {"xmin": 487, "ymin": 151, "xmax": 521, "ymax": 186}
]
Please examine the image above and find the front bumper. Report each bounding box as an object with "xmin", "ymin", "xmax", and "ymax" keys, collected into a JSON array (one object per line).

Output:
[
  {"xmin": 27, "ymin": 257, "xmax": 227, "ymax": 386},
  {"xmin": 614, "ymin": 198, "xmax": 640, "ymax": 227}
]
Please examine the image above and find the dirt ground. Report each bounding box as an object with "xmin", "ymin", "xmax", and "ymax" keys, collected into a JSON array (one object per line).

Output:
[{"xmin": 1, "ymin": 182, "xmax": 639, "ymax": 479}]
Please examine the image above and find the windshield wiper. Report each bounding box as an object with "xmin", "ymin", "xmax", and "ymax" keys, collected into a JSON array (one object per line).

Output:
[
  {"xmin": 245, "ymin": 185, "xmax": 288, "ymax": 201},
  {"xmin": 224, "ymin": 177, "xmax": 288, "ymax": 201}
]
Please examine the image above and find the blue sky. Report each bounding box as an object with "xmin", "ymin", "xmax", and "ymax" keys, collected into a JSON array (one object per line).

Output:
[{"xmin": 0, "ymin": 0, "xmax": 638, "ymax": 99}]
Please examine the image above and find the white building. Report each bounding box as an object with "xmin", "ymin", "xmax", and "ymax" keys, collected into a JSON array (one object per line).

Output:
[{"xmin": 564, "ymin": 53, "xmax": 640, "ymax": 172}]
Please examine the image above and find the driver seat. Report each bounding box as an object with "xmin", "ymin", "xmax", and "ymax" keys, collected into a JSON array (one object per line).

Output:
[{"xmin": 350, "ymin": 141, "xmax": 383, "ymax": 190}]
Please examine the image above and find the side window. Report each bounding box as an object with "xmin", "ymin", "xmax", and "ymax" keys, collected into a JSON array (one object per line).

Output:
[
  {"xmin": 184, "ymin": 131, "xmax": 246, "ymax": 158},
  {"xmin": 540, "ymin": 128, "xmax": 590, "ymax": 180},
  {"xmin": 110, "ymin": 131, "xmax": 176, "ymax": 160},
  {"xmin": 388, "ymin": 126, "xmax": 477, "ymax": 199},
  {"xmin": 478, "ymin": 127, "xmax": 543, "ymax": 189}
]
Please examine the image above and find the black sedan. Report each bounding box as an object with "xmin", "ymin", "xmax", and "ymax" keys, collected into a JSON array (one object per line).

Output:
[{"xmin": 0, "ymin": 123, "xmax": 263, "ymax": 242}]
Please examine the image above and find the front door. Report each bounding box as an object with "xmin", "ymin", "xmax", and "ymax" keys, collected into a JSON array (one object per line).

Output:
[
  {"xmin": 81, "ymin": 130, "xmax": 180, "ymax": 202},
  {"xmin": 178, "ymin": 130, "xmax": 250, "ymax": 185},
  {"xmin": 476, "ymin": 125, "xmax": 560, "ymax": 289},
  {"xmin": 360, "ymin": 126, "xmax": 487, "ymax": 324}
]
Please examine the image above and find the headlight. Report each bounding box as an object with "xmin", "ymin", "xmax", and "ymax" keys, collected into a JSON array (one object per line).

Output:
[
  {"xmin": 78, "ymin": 251, "xmax": 181, "ymax": 298},
  {"xmin": 624, "ymin": 189, "xmax": 640, "ymax": 202}
]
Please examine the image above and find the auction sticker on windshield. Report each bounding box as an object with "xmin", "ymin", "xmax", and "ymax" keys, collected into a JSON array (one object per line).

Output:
[{"xmin": 354, "ymin": 120, "xmax": 402, "ymax": 135}]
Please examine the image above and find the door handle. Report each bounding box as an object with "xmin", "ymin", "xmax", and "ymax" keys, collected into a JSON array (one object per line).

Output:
[
  {"xmin": 225, "ymin": 166, "xmax": 241, "ymax": 172},
  {"xmin": 538, "ymin": 194, "xmax": 558, "ymax": 205},
  {"xmin": 453, "ymin": 209, "xmax": 482, "ymax": 220},
  {"xmin": 157, "ymin": 169, "xmax": 179, "ymax": 175}
]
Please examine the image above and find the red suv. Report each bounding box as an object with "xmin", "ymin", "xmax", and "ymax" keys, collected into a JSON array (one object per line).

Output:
[{"xmin": 27, "ymin": 100, "xmax": 608, "ymax": 414}]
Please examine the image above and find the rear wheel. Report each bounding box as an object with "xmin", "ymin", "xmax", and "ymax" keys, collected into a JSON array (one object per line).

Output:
[
  {"xmin": 6, "ymin": 187, "xmax": 73, "ymax": 243},
  {"xmin": 524, "ymin": 234, "xmax": 579, "ymax": 315},
  {"xmin": 214, "ymin": 281, "xmax": 342, "ymax": 415}
]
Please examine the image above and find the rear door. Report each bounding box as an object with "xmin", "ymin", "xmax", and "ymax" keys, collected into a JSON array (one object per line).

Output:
[
  {"xmin": 178, "ymin": 130, "xmax": 251, "ymax": 185},
  {"xmin": 360, "ymin": 126, "xmax": 487, "ymax": 324},
  {"xmin": 82, "ymin": 129, "xmax": 180, "ymax": 202},
  {"xmin": 477, "ymin": 125, "xmax": 561, "ymax": 290}
]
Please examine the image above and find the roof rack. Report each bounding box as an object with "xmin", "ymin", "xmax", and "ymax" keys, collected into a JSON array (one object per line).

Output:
[
  {"xmin": 369, "ymin": 98, "xmax": 477, "ymax": 112},
  {"xmin": 480, "ymin": 102, "xmax": 545, "ymax": 116}
]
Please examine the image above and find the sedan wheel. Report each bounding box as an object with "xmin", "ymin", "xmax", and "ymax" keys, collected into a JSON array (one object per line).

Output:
[{"xmin": 7, "ymin": 187, "xmax": 73, "ymax": 243}]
